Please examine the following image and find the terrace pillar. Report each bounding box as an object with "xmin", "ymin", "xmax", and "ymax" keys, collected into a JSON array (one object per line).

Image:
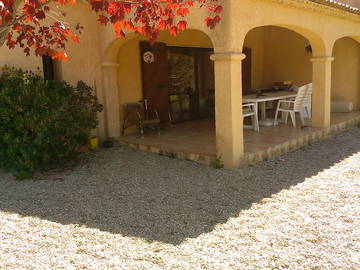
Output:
[
  {"xmin": 211, "ymin": 52, "xmax": 245, "ymax": 170},
  {"xmin": 310, "ymin": 56, "xmax": 334, "ymax": 128},
  {"xmin": 101, "ymin": 62, "xmax": 121, "ymax": 138}
]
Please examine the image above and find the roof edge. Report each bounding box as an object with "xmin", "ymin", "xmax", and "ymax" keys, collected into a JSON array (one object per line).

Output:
[
  {"xmin": 267, "ymin": 0, "xmax": 360, "ymax": 23},
  {"xmin": 310, "ymin": 0, "xmax": 360, "ymax": 15}
]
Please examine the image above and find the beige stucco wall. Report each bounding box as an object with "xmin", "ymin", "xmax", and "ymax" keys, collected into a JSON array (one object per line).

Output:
[
  {"xmin": 59, "ymin": 5, "xmax": 102, "ymax": 87},
  {"xmin": 0, "ymin": 3, "xmax": 102, "ymax": 87},
  {"xmin": 0, "ymin": 48, "xmax": 41, "ymax": 73},
  {"xmin": 332, "ymin": 37, "xmax": 360, "ymax": 110},
  {"xmin": 263, "ymin": 27, "xmax": 313, "ymax": 88},
  {"xmin": 117, "ymin": 30, "xmax": 213, "ymax": 133},
  {"xmin": 243, "ymin": 27, "xmax": 266, "ymax": 90}
]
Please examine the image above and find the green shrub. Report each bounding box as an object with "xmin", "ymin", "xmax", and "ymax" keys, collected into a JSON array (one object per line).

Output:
[{"xmin": 0, "ymin": 66, "xmax": 103, "ymax": 179}]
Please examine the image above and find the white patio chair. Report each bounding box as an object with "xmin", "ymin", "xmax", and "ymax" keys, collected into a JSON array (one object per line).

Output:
[
  {"xmin": 274, "ymin": 83, "xmax": 312, "ymax": 128},
  {"xmin": 243, "ymin": 103, "xmax": 259, "ymax": 132},
  {"xmin": 291, "ymin": 83, "xmax": 312, "ymax": 118}
]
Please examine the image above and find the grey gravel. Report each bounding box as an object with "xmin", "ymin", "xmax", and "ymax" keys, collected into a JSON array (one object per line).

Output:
[{"xmin": 0, "ymin": 128, "xmax": 360, "ymax": 269}]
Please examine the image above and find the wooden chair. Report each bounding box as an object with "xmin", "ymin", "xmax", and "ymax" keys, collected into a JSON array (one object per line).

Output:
[
  {"xmin": 243, "ymin": 103, "xmax": 259, "ymax": 132},
  {"xmin": 122, "ymin": 102, "xmax": 161, "ymax": 135},
  {"xmin": 274, "ymin": 83, "xmax": 312, "ymax": 128}
]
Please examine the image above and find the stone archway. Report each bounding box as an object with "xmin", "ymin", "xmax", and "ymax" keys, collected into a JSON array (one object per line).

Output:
[
  {"xmin": 331, "ymin": 36, "xmax": 360, "ymax": 110},
  {"xmin": 100, "ymin": 30, "xmax": 216, "ymax": 139},
  {"xmin": 241, "ymin": 23, "xmax": 331, "ymax": 128},
  {"xmin": 210, "ymin": 19, "xmax": 330, "ymax": 169},
  {"xmin": 243, "ymin": 25, "xmax": 313, "ymax": 92}
]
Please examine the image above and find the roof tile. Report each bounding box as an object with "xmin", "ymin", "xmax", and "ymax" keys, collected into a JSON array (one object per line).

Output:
[{"xmin": 310, "ymin": 0, "xmax": 360, "ymax": 14}]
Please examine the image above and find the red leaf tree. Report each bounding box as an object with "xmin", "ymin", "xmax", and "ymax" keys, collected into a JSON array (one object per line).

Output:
[{"xmin": 0, "ymin": 0, "xmax": 223, "ymax": 60}]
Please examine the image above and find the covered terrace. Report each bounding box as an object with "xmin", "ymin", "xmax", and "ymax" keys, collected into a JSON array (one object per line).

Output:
[{"xmin": 100, "ymin": 1, "xmax": 360, "ymax": 169}]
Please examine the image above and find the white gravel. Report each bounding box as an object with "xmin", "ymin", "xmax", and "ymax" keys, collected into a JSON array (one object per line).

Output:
[{"xmin": 0, "ymin": 128, "xmax": 360, "ymax": 270}]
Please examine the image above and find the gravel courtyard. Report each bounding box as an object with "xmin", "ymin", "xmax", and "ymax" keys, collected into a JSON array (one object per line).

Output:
[{"xmin": 1, "ymin": 128, "xmax": 360, "ymax": 270}]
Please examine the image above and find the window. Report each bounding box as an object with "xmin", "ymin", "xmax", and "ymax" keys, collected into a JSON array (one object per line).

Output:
[{"xmin": 42, "ymin": 55, "xmax": 55, "ymax": 80}]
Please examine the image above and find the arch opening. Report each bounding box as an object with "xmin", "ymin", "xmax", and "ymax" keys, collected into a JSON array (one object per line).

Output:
[
  {"xmin": 102, "ymin": 29, "xmax": 215, "ymax": 135},
  {"xmin": 331, "ymin": 36, "xmax": 360, "ymax": 111},
  {"xmin": 242, "ymin": 25, "xmax": 313, "ymax": 121}
]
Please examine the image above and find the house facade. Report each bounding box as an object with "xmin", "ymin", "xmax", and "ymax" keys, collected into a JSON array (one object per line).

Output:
[{"xmin": 1, "ymin": 0, "xmax": 360, "ymax": 169}]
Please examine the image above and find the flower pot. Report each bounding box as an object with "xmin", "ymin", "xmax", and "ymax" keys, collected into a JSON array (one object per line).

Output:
[{"xmin": 90, "ymin": 137, "xmax": 99, "ymax": 149}]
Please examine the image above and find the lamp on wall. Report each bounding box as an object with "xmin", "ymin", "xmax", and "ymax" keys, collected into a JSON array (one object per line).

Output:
[{"xmin": 305, "ymin": 45, "xmax": 312, "ymax": 55}]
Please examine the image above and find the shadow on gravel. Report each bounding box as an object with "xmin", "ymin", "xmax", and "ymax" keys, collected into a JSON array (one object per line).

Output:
[{"xmin": 0, "ymin": 129, "xmax": 360, "ymax": 245}]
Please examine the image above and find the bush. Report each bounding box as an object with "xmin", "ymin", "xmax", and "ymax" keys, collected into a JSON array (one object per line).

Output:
[{"xmin": 0, "ymin": 66, "xmax": 103, "ymax": 179}]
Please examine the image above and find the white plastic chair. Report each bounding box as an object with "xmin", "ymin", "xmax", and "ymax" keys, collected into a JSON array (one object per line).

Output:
[
  {"xmin": 274, "ymin": 83, "xmax": 312, "ymax": 128},
  {"xmin": 291, "ymin": 83, "xmax": 312, "ymax": 118},
  {"xmin": 243, "ymin": 103, "xmax": 259, "ymax": 132}
]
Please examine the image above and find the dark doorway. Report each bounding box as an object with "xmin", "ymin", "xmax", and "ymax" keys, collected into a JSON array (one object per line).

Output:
[
  {"xmin": 140, "ymin": 42, "xmax": 215, "ymax": 123},
  {"xmin": 167, "ymin": 46, "xmax": 214, "ymax": 122},
  {"xmin": 140, "ymin": 42, "xmax": 252, "ymax": 123}
]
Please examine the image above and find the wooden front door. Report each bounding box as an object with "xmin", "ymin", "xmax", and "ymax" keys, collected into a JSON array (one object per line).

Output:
[
  {"xmin": 140, "ymin": 42, "xmax": 170, "ymax": 122},
  {"xmin": 242, "ymin": 47, "xmax": 252, "ymax": 95}
]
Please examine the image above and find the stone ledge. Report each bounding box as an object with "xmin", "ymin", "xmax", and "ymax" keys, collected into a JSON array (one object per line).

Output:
[{"xmin": 115, "ymin": 115, "xmax": 360, "ymax": 169}]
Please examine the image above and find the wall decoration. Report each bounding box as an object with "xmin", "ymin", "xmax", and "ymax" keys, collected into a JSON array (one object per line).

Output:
[{"xmin": 143, "ymin": 51, "xmax": 155, "ymax": 64}]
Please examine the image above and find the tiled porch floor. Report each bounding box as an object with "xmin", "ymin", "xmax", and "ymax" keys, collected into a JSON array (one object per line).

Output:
[{"xmin": 117, "ymin": 112, "xmax": 360, "ymax": 166}]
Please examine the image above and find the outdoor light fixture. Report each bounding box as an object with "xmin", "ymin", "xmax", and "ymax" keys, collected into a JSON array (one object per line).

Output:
[{"xmin": 305, "ymin": 45, "xmax": 313, "ymax": 54}]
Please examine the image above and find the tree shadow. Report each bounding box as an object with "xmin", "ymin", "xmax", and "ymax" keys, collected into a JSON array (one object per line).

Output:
[{"xmin": 0, "ymin": 129, "xmax": 359, "ymax": 245}]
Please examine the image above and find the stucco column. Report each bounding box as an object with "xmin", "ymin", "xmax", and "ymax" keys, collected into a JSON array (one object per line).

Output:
[
  {"xmin": 101, "ymin": 62, "xmax": 120, "ymax": 138},
  {"xmin": 310, "ymin": 56, "xmax": 334, "ymax": 128},
  {"xmin": 210, "ymin": 52, "xmax": 246, "ymax": 170}
]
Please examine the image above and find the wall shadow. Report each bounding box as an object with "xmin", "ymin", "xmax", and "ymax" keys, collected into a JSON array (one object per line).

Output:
[{"xmin": 0, "ymin": 129, "xmax": 359, "ymax": 245}]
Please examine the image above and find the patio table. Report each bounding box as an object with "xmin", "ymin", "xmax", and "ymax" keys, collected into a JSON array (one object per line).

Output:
[{"xmin": 243, "ymin": 90, "xmax": 297, "ymax": 126}]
